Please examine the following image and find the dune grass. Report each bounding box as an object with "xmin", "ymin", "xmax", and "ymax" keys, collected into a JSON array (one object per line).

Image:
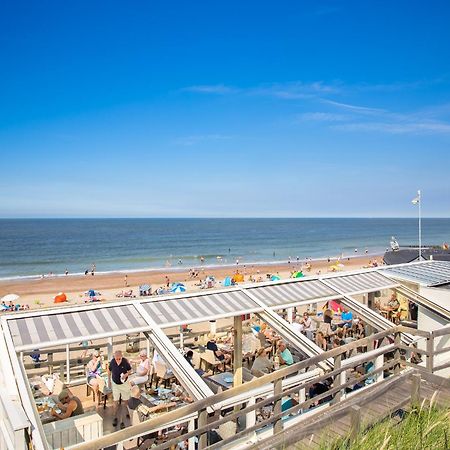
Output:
[{"xmin": 319, "ymin": 399, "xmax": 450, "ymax": 450}]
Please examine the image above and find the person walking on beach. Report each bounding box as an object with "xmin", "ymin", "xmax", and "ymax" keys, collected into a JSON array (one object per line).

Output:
[
  {"xmin": 165, "ymin": 276, "xmax": 170, "ymax": 288},
  {"xmin": 124, "ymin": 275, "xmax": 128, "ymax": 287}
]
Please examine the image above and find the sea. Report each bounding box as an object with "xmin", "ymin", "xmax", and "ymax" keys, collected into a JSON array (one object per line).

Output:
[{"xmin": 0, "ymin": 218, "xmax": 449, "ymax": 280}]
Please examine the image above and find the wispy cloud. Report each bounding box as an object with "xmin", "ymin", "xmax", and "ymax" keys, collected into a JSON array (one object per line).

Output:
[
  {"xmin": 173, "ymin": 134, "xmax": 233, "ymax": 146},
  {"xmin": 181, "ymin": 84, "xmax": 239, "ymax": 95},
  {"xmin": 331, "ymin": 120, "xmax": 450, "ymax": 134},
  {"xmin": 320, "ymin": 99, "xmax": 385, "ymax": 114},
  {"xmin": 297, "ymin": 112, "xmax": 349, "ymax": 122},
  {"xmin": 182, "ymin": 81, "xmax": 340, "ymax": 99}
]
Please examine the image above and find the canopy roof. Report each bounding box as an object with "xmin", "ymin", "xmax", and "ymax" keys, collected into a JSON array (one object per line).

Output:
[
  {"xmin": 1, "ymin": 266, "xmax": 405, "ymax": 352},
  {"xmin": 382, "ymin": 260, "xmax": 450, "ymax": 287}
]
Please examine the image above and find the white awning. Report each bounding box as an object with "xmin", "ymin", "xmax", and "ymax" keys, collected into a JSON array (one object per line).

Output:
[
  {"xmin": 141, "ymin": 290, "xmax": 262, "ymax": 327},
  {"xmin": 246, "ymin": 280, "xmax": 339, "ymax": 308},
  {"xmin": 323, "ymin": 271, "xmax": 399, "ymax": 295},
  {"xmin": 8, "ymin": 304, "xmax": 149, "ymax": 351}
]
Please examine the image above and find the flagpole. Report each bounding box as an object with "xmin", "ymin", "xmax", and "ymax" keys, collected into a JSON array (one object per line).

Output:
[{"xmin": 418, "ymin": 190, "xmax": 422, "ymax": 260}]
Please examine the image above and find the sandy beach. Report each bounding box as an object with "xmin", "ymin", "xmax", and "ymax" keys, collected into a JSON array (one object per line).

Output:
[{"xmin": 0, "ymin": 255, "xmax": 382, "ymax": 310}]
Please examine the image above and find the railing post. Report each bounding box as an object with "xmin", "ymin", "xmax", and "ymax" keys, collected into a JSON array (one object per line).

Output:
[
  {"xmin": 374, "ymin": 354, "xmax": 384, "ymax": 383},
  {"xmin": 66, "ymin": 344, "xmax": 70, "ymax": 383},
  {"xmin": 332, "ymin": 354, "xmax": 342, "ymax": 404},
  {"xmin": 273, "ymin": 378, "xmax": 283, "ymax": 435},
  {"xmin": 198, "ymin": 408, "xmax": 208, "ymax": 449},
  {"xmin": 426, "ymin": 333, "xmax": 434, "ymax": 373},
  {"xmin": 349, "ymin": 405, "xmax": 361, "ymax": 441},
  {"xmin": 48, "ymin": 353, "xmax": 54, "ymax": 375},
  {"xmin": 411, "ymin": 373, "xmax": 421, "ymax": 405},
  {"xmin": 188, "ymin": 417, "xmax": 196, "ymax": 450},
  {"xmin": 394, "ymin": 331, "xmax": 401, "ymax": 375}
]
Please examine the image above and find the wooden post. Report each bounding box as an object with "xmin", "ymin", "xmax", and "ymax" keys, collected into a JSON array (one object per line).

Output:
[
  {"xmin": 332, "ymin": 354, "xmax": 342, "ymax": 403},
  {"xmin": 107, "ymin": 337, "xmax": 113, "ymax": 362},
  {"xmin": 411, "ymin": 373, "xmax": 421, "ymax": 405},
  {"xmin": 198, "ymin": 408, "xmax": 208, "ymax": 449},
  {"xmin": 246, "ymin": 397, "xmax": 256, "ymax": 437},
  {"xmin": 188, "ymin": 418, "xmax": 196, "ymax": 450},
  {"xmin": 65, "ymin": 344, "xmax": 70, "ymax": 383},
  {"xmin": 273, "ymin": 378, "xmax": 283, "ymax": 435},
  {"xmin": 350, "ymin": 405, "xmax": 361, "ymax": 441},
  {"xmin": 287, "ymin": 307, "xmax": 294, "ymax": 323},
  {"xmin": 426, "ymin": 334, "xmax": 434, "ymax": 373},
  {"xmin": 47, "ymin": 352, "xmax": 54, "ymax": 375},
  {"xmin": 394, "ymin": 331, "xmax": 401, "ymax": 375},
  {"xmin": 233, "ymin": 315, "xmax": 243, "ymax": 388}
]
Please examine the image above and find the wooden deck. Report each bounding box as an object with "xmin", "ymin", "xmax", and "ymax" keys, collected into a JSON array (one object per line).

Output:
[{"xmin": 250, "ymin": 370, "xmax": 450, "ymax": 450}]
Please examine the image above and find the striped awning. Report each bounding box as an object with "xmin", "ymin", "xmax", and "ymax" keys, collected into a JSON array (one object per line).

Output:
[
  {"xmin": 246, "ymin": 280, "xmax": 339, "ymax": 308},
  {"xmin": 8, "ymin": 304, "xmax": 149, "ymax": 351},
  {"xmin": 141, "ymin": 290, "xmax": 261, "ymax": 327},
  {"xmin": 382, "ymin": 261, "xmax": 450, "ymax": 286},
  {"xmin": 323, "ymin": 271, "xmax": 399, "ymax": 294}
]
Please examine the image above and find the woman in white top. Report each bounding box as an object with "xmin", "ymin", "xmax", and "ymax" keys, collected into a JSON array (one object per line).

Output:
[{"xmin": 129, "ymin": 350, "xmax": 151, "ymax": 386}]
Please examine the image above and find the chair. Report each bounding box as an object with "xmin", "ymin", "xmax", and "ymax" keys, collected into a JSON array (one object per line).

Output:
[
  {"xmin": 201, "ymin": 350, "xmax": 225, "ymax": 373},
  {"xmin": 96, "ymin": 377, "xmax": 112, "ymax": 409},
  {"xmin": 218, "ymin": 421, "xmax": 237, "ymax": 440},
  {"xmin": 153, "ymin": 360, "xmax": 175, "ymax": 388}
]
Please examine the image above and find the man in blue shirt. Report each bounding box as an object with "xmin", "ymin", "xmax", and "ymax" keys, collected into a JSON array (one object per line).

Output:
[
  {"xmin": 277, "ymin": 341, "xmax": 294, "ymax": 366},
  {"xmin": 341, "ymin": 309, "xmax": 353, "ymax": 328}
]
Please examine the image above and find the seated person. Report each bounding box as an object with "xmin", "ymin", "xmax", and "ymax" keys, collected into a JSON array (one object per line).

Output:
[
  {"xmin": 51, "ymin": 389, "xmax": 84, "ymax": 419},
  {"xmin": 86, "ymin": 350, "xmax": 103, "ymax": 404},
  {"xmin": 309, "ymin": 381, "xmax": 332, "ymax": 406},
  {"xmin": 128, "ymin": 386, "xmax": 176, "ymax": 449},
  {"xmin": 276, "ymin": 341, "xmax": 294, "ymax": 366},
  {"xmin": 383, "ymin": 293, "xmax": 400, "ymax": 320},
  {"xmin": 340, "ymin": 309, "xmax": 353, "ymax": 327},
  {"xmin": 184, "ymin": 350, "xmax": 204, "ymax": 376},
  {"xmin": 129, "ymin": 350, "xmax": 151, "ymax": 386},
  {"xmin": 206, "ymin": 338, "xmax": 231, "ymax": 365},
  {"xmin": 251, "ymin": 348, "xmax": 274, "ymax": 376}
]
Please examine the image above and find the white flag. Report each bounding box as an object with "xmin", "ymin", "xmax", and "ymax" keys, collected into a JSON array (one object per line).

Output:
[{"xmin": 411, "ymin": 196, "xmax": 420, "ymax": 205}]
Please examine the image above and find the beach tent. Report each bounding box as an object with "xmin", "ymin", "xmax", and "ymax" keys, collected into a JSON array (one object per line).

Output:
[
  {"xmin": 223, "ymin": 276, "xmax": 232, "ymax": 287},
  {"xmin": 87, "ymin": 289, "xmax": 96, "ymax": 297},
  {"xmin": 53, "ymin": 293, "xmax": 67, "ymax": 303},
  {"xmin": 271, "ymin": 274, "xmax": 281, "ymax": 281},
  {"xmin": 171, "ymin": 284, "xmax": 186, "ymax": 293},
  {"xmin": 232, "ymin": 273, "xmax": 244, "ymax": 283},
  {"xmin": 293, "ymin": 271, "xmax": 304, "ymax": 278}
]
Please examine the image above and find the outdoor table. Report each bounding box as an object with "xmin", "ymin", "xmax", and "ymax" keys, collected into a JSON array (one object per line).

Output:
[
  {"xmin": 35, "ymin": 395, "xmax": 59, "ymax": 424},
  {"xmin": 207, "ymin": 372, "xmax": 234, "ymax": 390}
]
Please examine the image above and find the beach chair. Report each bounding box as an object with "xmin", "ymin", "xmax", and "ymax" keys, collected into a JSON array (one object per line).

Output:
[{"xmin": 201, "ymin": 350, "xmax": 225, "ymax": 373}]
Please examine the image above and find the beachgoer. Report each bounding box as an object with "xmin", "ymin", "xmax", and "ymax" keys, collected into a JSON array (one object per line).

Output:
[
  {"xmin": 86, "ymin": 350, "xmax": 103, "ymax": 405},
  {"xmin": 84, "ymin": 269, "xmax": 89, "ymax": 276},
  {"xmin": 51, "ymin": 389, "xmax": 84, "ymax": 419},
  {"xmin": 276, "ymin": 341, "xmax": 293, "ymax": 366},
  {"xmin": 129, "ymin": 350, "xmax": 150, "ymax": 386},
  {"xmin": 206, "ymin": 338, "xmax": 231, "ymax": 365},
  {"xmin": 124, "ymin": 275, "xmax": 128, "ymax": 287},
  {"xmin": 251, "ymin": 348, "xmax": 274, "ymax": 376},
  {"xmin": 64, "ymin": 269, "xmax": 68, "ymax": 276},
  {"xmin": 108, "ymin": 350, "xmax": 132, "ymax": 429}
]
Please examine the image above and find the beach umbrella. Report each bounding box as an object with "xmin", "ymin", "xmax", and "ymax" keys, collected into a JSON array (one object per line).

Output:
[
  {"xmin": 171, "ymin": 284, "xmax": 186, "ymax": 293},
  {"xmin": 271, "ymin": 274, "xmax": 281, "ymax": 281},
  {"xmin": 1, "ymin": 294, "xmax": 20, "ymax": 303},
  {"xmin": 294, "ymin": 271, "xmax": 304, "ymax": 278},
  {"xmin": 54, "ymin": 292, "xmax": 67, "ymax": 303},
  {"xmin": 139, "ymin": 284, "xmax": 150, "ymax": 291},
  {"xmin": 223, "ymin": 276, "xmax": 232, "ymax": 287},
  {"xmin": 88, "ymin": 289, "xmax": 96, "ymax": 297}
]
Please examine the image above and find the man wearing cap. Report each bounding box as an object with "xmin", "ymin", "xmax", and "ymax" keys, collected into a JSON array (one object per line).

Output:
[
  {"xmin": 51, "ymin": 389, "xmax": 84, "ymax": 419},
  {"xmin": 108, "ymin": 350, "xmax": 132, "ymax": 429}
]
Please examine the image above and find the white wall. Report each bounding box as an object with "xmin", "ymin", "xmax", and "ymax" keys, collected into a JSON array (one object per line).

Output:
[{"xmin": 418, "ymin": 286, "xmax": 450, "ymax": 377}]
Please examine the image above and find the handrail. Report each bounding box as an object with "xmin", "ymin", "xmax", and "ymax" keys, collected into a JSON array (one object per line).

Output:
[{"xmin": 71, "ymin": 327, "xmax": 399, "ymax": 450}]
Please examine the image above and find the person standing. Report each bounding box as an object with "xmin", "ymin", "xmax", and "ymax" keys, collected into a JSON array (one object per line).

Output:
[{"xmin": 108, "ymin": 350, "xmax": 132, "ymax": 429}]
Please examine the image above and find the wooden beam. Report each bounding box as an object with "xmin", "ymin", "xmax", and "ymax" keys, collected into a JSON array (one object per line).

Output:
[{"xmin": 233, "ymin": 315, "xmax": 243, "ymax": 388}]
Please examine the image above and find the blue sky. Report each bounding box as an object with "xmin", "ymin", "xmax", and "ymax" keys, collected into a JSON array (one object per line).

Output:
[{"xmin": 1, "ymin": 0, "xmax": 450, "ymax": 218}]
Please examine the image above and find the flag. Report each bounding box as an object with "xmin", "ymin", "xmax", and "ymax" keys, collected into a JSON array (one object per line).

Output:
[{"xmin": 411, "ymin": 191, "xmax": 421, "ymax": 205}]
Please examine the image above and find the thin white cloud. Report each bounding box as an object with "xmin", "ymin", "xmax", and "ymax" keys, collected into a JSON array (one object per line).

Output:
[
  {"xmin": 298, "ymin": 112, "xmax": 349, "ymax": 122},
  {"xmin": 182, "ymin": 81, "xmax": 340, "ymax": 99},
  {"xmin": 331, "ymin": 120, "xmax": 450, "ymax": 134},
  {"xmin": 182, "ymin": 84, "xmax": 239, "ymax": 94},
  {"xmin": 321, "ymin": 99, "xmax": 385, "ymax": 114},
  {"xmin": 173, "ymin": 134, "xmax": 233, "ymax": 146}
]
